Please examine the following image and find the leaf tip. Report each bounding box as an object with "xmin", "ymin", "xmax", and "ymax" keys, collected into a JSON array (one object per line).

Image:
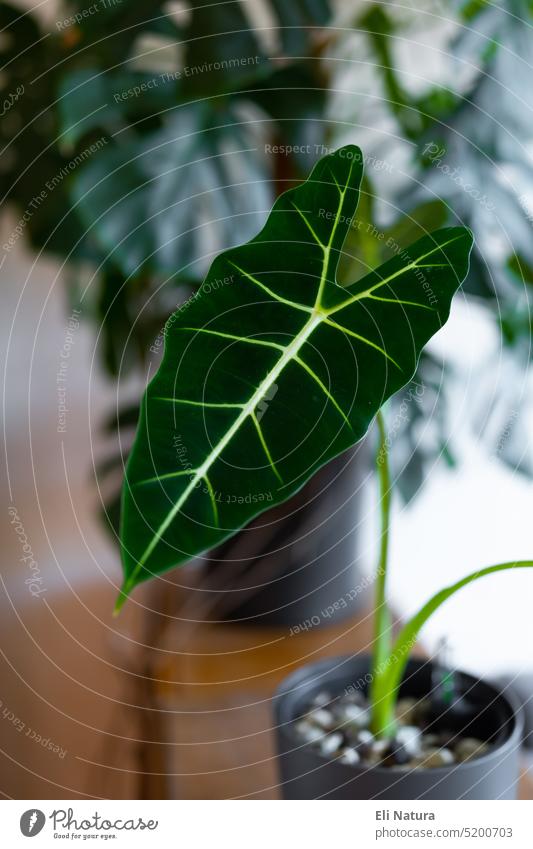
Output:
[{"xmin": 113, "ymin": 582, "xmax": 132, "ymax": 616}]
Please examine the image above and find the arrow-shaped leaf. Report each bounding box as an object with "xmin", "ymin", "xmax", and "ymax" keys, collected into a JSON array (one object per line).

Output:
[{"xmin": 118, "ymin": 145, "xmax": 473, "ymax": 609}]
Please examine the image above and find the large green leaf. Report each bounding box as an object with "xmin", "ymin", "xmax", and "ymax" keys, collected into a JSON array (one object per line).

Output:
[{"xmin": 118, "ymin": 145, "xmax": 473, "ymax": 608}]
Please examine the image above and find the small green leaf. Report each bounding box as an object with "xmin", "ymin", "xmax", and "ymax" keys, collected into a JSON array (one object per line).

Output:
[
  {"xmin": 373, "ymin": 560, "xmax": 533, "ymax": 733},
  {"xmin": 118, "ymin": 145, "xmax": 473, "ymax": 608}
]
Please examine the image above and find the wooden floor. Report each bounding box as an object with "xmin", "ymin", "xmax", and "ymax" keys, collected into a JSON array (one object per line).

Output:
[
  {"xmin": 152, "ymin": 609, "xmax": 376, "ymax": 799},
  {"xmin": 1, "ymin": 580, "xmax": 530, "ymax": 800},
  {"xmin": 135, "ymin": 602, "xmax": 533, "ymax": 800}
]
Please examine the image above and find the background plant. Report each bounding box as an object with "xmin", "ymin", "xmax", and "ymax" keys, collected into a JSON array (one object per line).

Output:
[{"xmin": 2, "ymin": 0, "xmax": 532, "ymax": 542}]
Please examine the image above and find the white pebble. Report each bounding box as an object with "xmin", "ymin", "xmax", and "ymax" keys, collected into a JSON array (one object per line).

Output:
[
  {"xmin": 308, "ymin": 708, "xmax": 334, "ymax": 729},
  {"xmin": 320, "ymin": 733, "xmax": 344, "ymax": 755},
  {"xmin": 339, "ymin": 747, "xmax": 361, "ymax": 766},
  {"xmin": 311, "ymin": 691, "xmax": 332, "ymax": 708},
  {"xmin": 437, "ymin": 747, "xmax": 455, "ymax": 765},
  {"xmin": 340, "ymin": 704, "xmax": 370, "ymax": 727},
  {"xmin": 396, "ymin": 725, "xmax": 422, "ymax": 756},
  {"xmin": 356, "ymin": 729, "xmax": 375, "ymax": 747},
  {"xmin": 294, "ymin": 720, "xmax": 324, "ymax": 744},
  {"xmin": 372, "ymin": 738, "xmax": 390, "ymax": 755}
]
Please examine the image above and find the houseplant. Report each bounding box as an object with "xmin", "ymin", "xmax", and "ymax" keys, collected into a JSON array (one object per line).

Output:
[
  {"xmin": 5, "ymin": 0, "xmax": 530, "ymax": 626},
  {"xmin": 119, "ymin": 143, "xmax": 531, "ymax": 798},
  {"xmin": 274, "ymin": 413, "xmax": 528, "ymax": 799},
  {"xmin": 1, "ymin": 0, "xmax": 365, "ymax": 624}
]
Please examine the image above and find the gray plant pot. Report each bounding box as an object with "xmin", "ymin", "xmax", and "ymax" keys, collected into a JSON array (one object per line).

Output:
[
  {"xmin": 274, "ymin": 655, "xmax": 523, "ymax": 799},
  {"xmin": 204, "ymin": 447, "xmax": 367, "ymax": 626}
]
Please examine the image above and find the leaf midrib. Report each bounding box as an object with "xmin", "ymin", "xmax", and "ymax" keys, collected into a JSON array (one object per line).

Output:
[
  {"xmin": 124, "ymin": 169, "xmax": 360, "ymax": 587},
  {"xmin": 124, "ymin": 309, "xmax": 324, "ymax": 589},
  {"xmin": 124, "ymin": 165, "xmax": 461, "ymax": 590}
]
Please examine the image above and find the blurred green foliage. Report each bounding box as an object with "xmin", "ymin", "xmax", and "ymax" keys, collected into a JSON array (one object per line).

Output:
[{"xmin": 2, "ymin": 0, "xmax": 532, "ymax": 527}]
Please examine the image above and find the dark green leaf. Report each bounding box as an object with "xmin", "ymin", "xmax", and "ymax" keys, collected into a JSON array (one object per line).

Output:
[{"xmin": 118, "ymin": 145, "xmax": 473, "ymax": 606}]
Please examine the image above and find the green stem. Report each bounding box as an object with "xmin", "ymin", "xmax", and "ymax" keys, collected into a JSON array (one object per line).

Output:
[
  {"xmin": 375, "ymin": 560, "xmax": 533, "ymax": 728},
  {"xmin": 369, "ymin": 409, "xmax": 394, "ymax": 737}
]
